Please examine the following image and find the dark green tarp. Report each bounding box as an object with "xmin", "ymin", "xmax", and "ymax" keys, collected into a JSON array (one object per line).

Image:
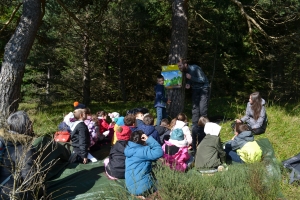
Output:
[{"xmin": 34, "ymin": 137, "xmax": 280, "ymax": 199}]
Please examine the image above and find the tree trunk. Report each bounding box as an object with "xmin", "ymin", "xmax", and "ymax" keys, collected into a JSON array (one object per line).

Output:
[
  {"xmin": 167, "ymin": 0, "xmax": 188, "ymax": 118},
  {"xmin": 0, "ymin": 0, "xmax": 42, "ymax": 125},
  {"xmin": 82, "ymin": 32, "xmax": 91, "ymax": 106}
]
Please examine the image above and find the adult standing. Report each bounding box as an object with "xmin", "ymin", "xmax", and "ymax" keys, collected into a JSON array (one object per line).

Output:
[{"xmin": 178, "ymin": 59, "xmax": 210, "ymax": 126}]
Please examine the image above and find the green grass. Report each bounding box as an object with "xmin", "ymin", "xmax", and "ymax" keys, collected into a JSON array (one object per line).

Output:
[{"xmin": 19, "ymin": 97, "xmax": 300, "ymax": 199}]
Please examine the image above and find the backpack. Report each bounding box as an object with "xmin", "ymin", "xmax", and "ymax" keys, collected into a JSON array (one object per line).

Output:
[
  {"xmin": 54, "ymin": 131, "xmax": 71, "ymax": 142},
  {"xmin": 282, "ymin": 153, "xmax": 300, "ymax": 184}
]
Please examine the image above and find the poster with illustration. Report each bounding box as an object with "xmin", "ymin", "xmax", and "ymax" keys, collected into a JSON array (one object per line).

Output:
[{"xmin": 161, "ymin": 65, "xmax": 182, "ymax": 88}]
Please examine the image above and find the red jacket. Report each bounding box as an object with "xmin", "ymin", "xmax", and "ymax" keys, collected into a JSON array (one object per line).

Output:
[{"xmin": 99, "ymin": 119, "xmax": 109, "ymax": 133}]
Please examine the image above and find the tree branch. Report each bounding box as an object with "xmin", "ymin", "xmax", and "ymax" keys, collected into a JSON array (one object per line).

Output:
[
  {"xmin": 55, "ymin": 0, "xmax": 87, "ymax": 32},
  {"xmin": 0, "ymin": 2, "xmax": 23, "ymax": 34}
]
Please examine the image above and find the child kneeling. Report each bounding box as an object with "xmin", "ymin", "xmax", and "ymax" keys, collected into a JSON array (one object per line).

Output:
[
  {"xmin": 162, "ymin": 129, "xmax": 193, "ymax": 172},
  {"xmin": 124, "ymin": 130, "xmax": 163, "ymax": 197}
]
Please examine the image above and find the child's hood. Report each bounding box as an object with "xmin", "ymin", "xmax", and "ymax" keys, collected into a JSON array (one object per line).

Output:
[
  {"xmin": 139, "ymin": 124, "xmax": 156, "ymax": 135},
  {"xmin": 124, "ymin": 141, "xmax": 143, "ymax": 157},
  {"xmin": 173, "ymin": 120, "xmax": 187, "ymax": 129},
  {"xmin": 237, "ymin": 131, "xmax": 254, "ymax": 141},
  {"xmin": 204, "ymin": 122, "xmax": 221, "ymax": 136},
  {"xmin": 167, "ymin": 139, "xmax": 188, "ymax": 148}
]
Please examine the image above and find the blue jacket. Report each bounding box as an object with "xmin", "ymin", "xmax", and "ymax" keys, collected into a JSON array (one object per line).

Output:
[
  {"xmin": 187, "ymin": 65, "xmax": 209, "ymax": 89},
  {"xmin": 124, "ymin": 136, "xmax": 163, "ymax": 195},
  {"xmin": 137, "ymin": 124, "xmax": 161, "ymax": 145},
  {"xmin": 154, "ymin": 84, "xmax": 168, "ymax": 108},
  {"xmin": 226, "ymin": 131, "xmax": 254, "ymax": 150}
]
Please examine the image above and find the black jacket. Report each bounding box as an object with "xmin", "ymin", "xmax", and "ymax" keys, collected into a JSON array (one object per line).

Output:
[
  {"xmin": 155, "ymin": 125, "xmax": 170, "ymax": 144},
  {"xmin": 0, "ymin": 129, "xmax": 36, "ymax": 199},
  {"xmin": 106, "ymin": 140, "xmax": 127, "ymax": 179},
  {"xmin": 71, "ymin": 122, "xmax": 90, "ymax": 159}
]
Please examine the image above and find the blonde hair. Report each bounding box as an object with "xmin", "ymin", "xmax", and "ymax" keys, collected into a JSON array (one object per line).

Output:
[{"xmin": 73, "ymin": 109, "xmax": 86, "ymax": 120}]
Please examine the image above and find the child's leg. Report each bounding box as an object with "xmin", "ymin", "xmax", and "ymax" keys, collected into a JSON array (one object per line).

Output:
[
  {"xmin": 156, "ymin": 107, "xmax": 163, "ymax": 126},
  {"xmin": 103, "ymin": 158, "xmax": 118, "ymax": 180},
  {"xmin": 225, "ymin": 148, "xmax": 244, "ymax": 163}
]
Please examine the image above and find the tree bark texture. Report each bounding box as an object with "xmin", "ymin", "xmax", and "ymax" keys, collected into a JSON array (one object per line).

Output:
[
  {"xmin": 82, "ymin": 32, "xmax": 91, "ymax": 106},
  {"xmin": 167, "ymin": 0, "xmax": 188, "ymax": 118},
  {"xmin": 0, "ymin": 0, "xmax": 42, "ymax": 124}
]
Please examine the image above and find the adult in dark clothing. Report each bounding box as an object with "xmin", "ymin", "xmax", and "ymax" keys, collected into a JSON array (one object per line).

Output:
[
  {"xmin": 69, "ymin": 109, "xmax": 90, "ymax": 164},
  {"xmin": 104, "ymin": 126, "xmax": 131, "ymax": 179},
  {"xmin": 0, "ymin": 111, "xmax": 36, "ymax": 199},
  {"xmin": 178, "ymin": 59, "xmax": 210, "ymax": 126}
]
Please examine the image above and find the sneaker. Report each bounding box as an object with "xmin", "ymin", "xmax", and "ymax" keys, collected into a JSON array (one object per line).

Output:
[{"xmin": 217, "ymin": 165, "xmax": 225, "ymax": 172}]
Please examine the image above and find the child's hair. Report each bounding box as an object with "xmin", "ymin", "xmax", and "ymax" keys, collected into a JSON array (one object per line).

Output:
[
  {"xmin": 129, "ymin": 130, "xmax": 146, "ymax": 145},
  {"xmin": 143, "ymin": 114, "xmax": 154, "ymax": 125},
  {"xmin": 198, "ymin": 116, "xmax": 209, "ymax": 127},
  {"xmin": 124, "ymin": 114, "xmax": 136, "ymax": 126},
  {"xmin": 157, "ymin": 74, "xmax": 164, "ymax": 80},
  {"xmin": 85, "ymin": 108, "xmax": 91, "ymax": 115},
  {"xmin": 91, "ymin": 114, "xmax": 98, "ymax": 124},
  {"xmin": 160, "ymin": 118, "xmax": 169, "ymax": 127},
  {"xmin": 235, "ymin": 123, "xmax": 249, "ymax": 134},
  {"xmin": 169, "ymin": 118, "xmax": 177, "ymax": 129},
  {"xmin": 177, "ymin": 113, "xmax": 187, "ymax": 122},
  {"xmin": 73, "ymin": 109, "xmax": 86, "ymax": 120},
  {"xmin": 97, "ymin": 111, "xmax": 107, "ymax": 117}
]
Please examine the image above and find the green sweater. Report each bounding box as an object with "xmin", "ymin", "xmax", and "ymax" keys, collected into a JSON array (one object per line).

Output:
[{"xmin": 195, "ymin": 134, "xmax": 226, "ymax": 169}]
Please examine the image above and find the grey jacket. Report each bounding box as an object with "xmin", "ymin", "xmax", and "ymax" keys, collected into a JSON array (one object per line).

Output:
[
  {"xmin": 226, "ymin": 131, "xmax": 254, "ymax": 150},
  {"xmin": 241, "ymin": 99, "xmax": 267, "ymax": 130},
  {"xmin": 187, "ymin": 65, "xmax": 209, "ymax": 89}
]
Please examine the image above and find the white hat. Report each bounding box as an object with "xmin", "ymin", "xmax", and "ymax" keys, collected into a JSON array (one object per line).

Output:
[{"xmin": 204, "ymin": 122, "xmax": 221, "ymax": 136}]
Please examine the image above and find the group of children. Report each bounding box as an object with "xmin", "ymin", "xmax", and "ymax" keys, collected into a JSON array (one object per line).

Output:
[{"xmin": 58, "ymin": 83, "xmax": 267, "ymax": 197}]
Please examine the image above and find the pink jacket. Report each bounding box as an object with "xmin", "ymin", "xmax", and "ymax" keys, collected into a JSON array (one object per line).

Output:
[{"xmin": 162, "ymin": 140, "xmax": 190, "ymax": 172}]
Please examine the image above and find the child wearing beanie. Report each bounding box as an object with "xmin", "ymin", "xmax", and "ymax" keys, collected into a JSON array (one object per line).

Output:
[
  {"xmin": 162, "ymin": 128, "xmax": 192, "ymax": 172},
  {"xmin": 104, "ymin": 125, "xmax": 131, "ymax": 179}
]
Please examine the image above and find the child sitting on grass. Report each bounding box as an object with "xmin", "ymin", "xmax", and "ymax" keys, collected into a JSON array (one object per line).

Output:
[
  {"xmin": 124, "ymin": 130, "xmax": 163, "ymax": 197},
  {"xmin": 97, "ymin": 111, "xmax": 109, "ymax": 134},
  {"xmin": 194, "ymin": 122, "xmax": 226, "ymax": 171},
  {"xmin": 162, "ymin": 128, "xmax": 192, "ymax": 172},
  {"xmin": 137, "ymin": 114, "xmax": 161, "ymax": 144},
  {"xmin": 155, "ymin": 118, "xmax": 171, "ymax": 145},
  {"xmin": 224, "ymin": 123, "xmax": 262, "ymax": 163},
  {"xmin": 69, "ymin": 108, "xmax": 90, "ymax": 164},
  {"xmin": 124, "ymin": 114, "xmax": 138, "ymax": 132},
  {"xmin": 104, "ymin": 125, "xmax": 131, "ymax": 179},
  {"xmin": 192, "ymin": 116, "xmax": 209, "ymax": 153},
  {"xmin": 171, "ymin": 113, "xmax": 192, "ymax": 145}
]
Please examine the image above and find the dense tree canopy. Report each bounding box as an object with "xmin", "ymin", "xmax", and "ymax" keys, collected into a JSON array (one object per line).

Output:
[{"xmin": 1, "ymin": 0, "xmax": 300, "ymax": 110}]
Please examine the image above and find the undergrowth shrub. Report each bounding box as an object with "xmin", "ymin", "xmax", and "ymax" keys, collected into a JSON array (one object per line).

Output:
[{"xmin": 154, "ymin": 162, "xmax": 280, "ymax": 200}]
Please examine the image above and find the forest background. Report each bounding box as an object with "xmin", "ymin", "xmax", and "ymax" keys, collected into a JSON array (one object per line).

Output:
[
  {"xmin": 1, "ymin": 0, "xmax": 300, "ymax": 198},
  {"xmin": 1, "ymin": 0, "xmax": 300, "ymax": 106}
]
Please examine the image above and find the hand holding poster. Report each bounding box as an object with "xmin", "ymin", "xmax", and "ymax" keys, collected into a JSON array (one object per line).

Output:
[{"xmin": 161, "ymin": 65, "xmax": 182, "ymax": 88}]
